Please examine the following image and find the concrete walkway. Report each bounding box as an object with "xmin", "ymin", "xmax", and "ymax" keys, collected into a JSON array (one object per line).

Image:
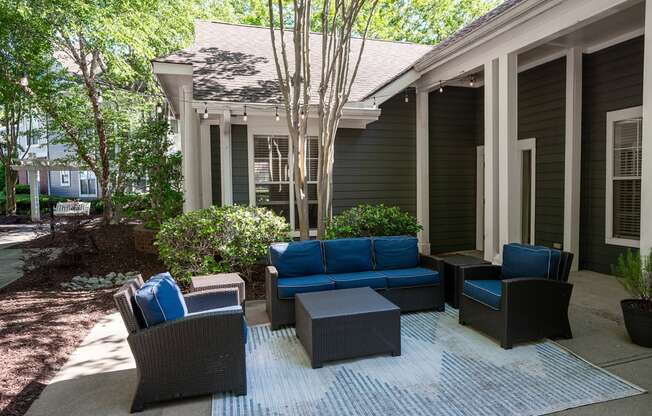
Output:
[
  {"xmin": 0, "ymin": 224, "xmax": 44, "ymax": 289},
  {"xmin": 25, "ymin": 271, "xmax": 651, "ymax": 416}
]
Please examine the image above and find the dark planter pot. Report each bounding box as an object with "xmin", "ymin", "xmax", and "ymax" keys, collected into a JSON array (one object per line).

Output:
[
  {"xmin": 134, "ymin": 224, "xmax": 158, "ymax": 255},
  {"xmin": 621, "ymin": 299, "xmax": 652, "ymax": 348}
]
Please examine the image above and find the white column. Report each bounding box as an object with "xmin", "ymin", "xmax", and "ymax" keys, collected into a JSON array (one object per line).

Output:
[
  {"xmin": 200, "ymin": 120, "xmax": 213, "ymax": 208},
  {"xmin": 498, "ymin": 52, "xmax": 519, "ymax": 254},
  {"xmin": 180, "ymin": 85, "xmax": 201, "ymax": 212},
  {"xmin": 563, "ymin": 47, "xmax": 583, "ymax": 270},
  {"xmin": 641, "ymin": 3, "xmax": 652, "ymax": 258},
  {"xmin": 28, "ymin": 169, "xmax": 40, "ymax": 222},
  {"xmin": 416, "ymin": 90, "xmax": 430, "ymax": 254},
  {"xmin": 220, "ymin": 110, "xmax": 234, "ymax": 206},
  {"xmin": 484, "ymin": 59, "xmax": 500, "ymax": 262}
]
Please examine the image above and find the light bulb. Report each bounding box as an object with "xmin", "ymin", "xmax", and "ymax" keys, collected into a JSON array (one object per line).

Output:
[
  {"xmin": 203, "ymin": 102, "xmax": 208, "ymax": 119},
  {"xmin": 156, "ymin": 104, "xmax": 162, "ymax": 114},
  {"xmin": 275, "ymin": 106, "xmax": 279, "ymax": 121},
  {"xmin": 404, "ymin": 91, "xmax": 409, "ymax": 103},
  {"xmin": 19, "ymin": 73, "xmax": 28, "ymax": 87},
  {"xmin": 243, "ymin": 105, "xmax": 247, "ymax": 122}
]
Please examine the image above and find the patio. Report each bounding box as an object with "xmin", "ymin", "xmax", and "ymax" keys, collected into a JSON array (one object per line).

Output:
[{"xmin": 23, "ymin": 270, "xmax": 651, "ymax": 416}]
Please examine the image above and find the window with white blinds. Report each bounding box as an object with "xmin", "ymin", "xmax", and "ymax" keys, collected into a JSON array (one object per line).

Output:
[
  {"xmin": 253, "ymin": 135, "xmax": 318, "ymax": 230},
  {"xmin": 606, "ymin": 107, "xmax": 642, "ymax": 247}
]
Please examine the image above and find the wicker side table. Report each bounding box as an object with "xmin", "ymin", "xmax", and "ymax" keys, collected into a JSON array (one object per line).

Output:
[{"xmin": 190, "ymin": 273, "xmax": 246, "ymax": 308}]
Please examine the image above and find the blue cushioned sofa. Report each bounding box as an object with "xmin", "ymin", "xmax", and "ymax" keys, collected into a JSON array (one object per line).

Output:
[
  {"xmin": 458, "ymin": 243, "xmax": 574, "ymax": 349},
  {"xmin": 265, "ymin": 236, "xmax": 445, "ymax": 329}
]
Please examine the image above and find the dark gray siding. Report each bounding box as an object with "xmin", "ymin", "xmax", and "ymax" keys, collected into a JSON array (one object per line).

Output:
[
  {"xmin": 518, "ymin": 57, "xmax": 566, "ymax": 249},
  {"xmin": 333, "ymin": 92, "xmax": 417, "ymax": 216},
  {"xmin": 231, "ymin": 125, "xmax": 249, "ymax": 205},
  {"xmin": 210, "ymin": 125, "xmax": 221, "ymax": 205},
  {"xmin": 580, "ymin": 36, "xmax": 643, "ymax": 273},
  {"xmin": 49, "ymin": 170, "xmax": 80, "ymax": 198},
  {"xmin": 429, "ymin": 86, "xmax": 481, "ymax": 253}
]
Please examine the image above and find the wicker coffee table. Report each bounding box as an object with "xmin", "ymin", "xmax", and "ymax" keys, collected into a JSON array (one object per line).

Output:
[{"xmin": 295, "ymin": 287, "xmax": 401, "ymax": 369}]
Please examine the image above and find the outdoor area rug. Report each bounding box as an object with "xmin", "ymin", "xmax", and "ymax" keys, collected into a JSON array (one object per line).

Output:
[{"xmin": 212, "ymin": 308, "xmax": 645, "ymax": 416}]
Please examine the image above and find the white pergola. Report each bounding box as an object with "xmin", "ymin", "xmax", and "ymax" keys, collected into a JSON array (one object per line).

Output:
[{"xmin": 11, "ymin": 156, "xmax": 82, "ymax": 221}]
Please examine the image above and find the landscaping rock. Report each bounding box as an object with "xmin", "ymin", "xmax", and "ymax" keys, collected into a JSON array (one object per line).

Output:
[{"xmin": 60, "ymin": 271, "xmax": 142, "ymax": 291}]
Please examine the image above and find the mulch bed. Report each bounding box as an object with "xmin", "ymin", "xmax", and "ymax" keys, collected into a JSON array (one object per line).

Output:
[{"xmin": 0, "ymin": 222, "xmax": 166, "ymax": 416}]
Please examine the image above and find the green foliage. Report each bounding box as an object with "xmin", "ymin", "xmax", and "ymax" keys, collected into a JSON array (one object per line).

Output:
[
  {"xmin": 15, "ymin": 184, "xmax": 30, "ymax": 194},
  {"xmin": 612, "ymin": 250, "xmax": 652, "ymax": 302},
  {"xmin": 325, "ymin": 204, "xmax": 422, "ymax": 239},
  {"xmin": 117, "ymin": 117, "xmax": 183, "ymax": 229},
  {"xmin": 156, "ymin": 205, "xmax": 291, "ymax": 285}
]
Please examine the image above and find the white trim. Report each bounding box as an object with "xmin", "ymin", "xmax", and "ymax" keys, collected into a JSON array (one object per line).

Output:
[
  {"xmin": 484, "ymin": 59, "xmax": 500, "ymax": 262},
  {"xmin": 498, "ymin": 52, "xmax": 519, "ymax": 252},
  {"xmin": 584, "ymin": 28, "xmax": 645, "ymax": 54},
  {"xmin": 563, "ymin": 47, "xmax": 582, "ymax": 270},
  {"xmin": 476, "ymin": 145, "xmax": 484, "ymax": 251},
  {"xmin": 78, "ymin": 170, "xmax": 98, "ymax": 198},
  {"xmin": 220, "ymin": 110, "xmax": 233, "ymax": 206},
  {"xmin": 605, "ymin": 106, "xmax": 642, "ymax": 249},
  {"xmin": 362, "ymin": 69, "xmax": 421, "ymax": 107},
  {"xmin": 152, "ymin": 61, "xmax": 193, "ymax": 75},
  {"xmin": 518, "ymin": 50, "xmax": 567, "ymax": 73},
  {"xmin": 642, "ymin": 2, "xmax": 652, "ymax": 258},
  {"xmin": 416, "ymin": 90, "xmax": 430, "ymax": 254},
  {"xmin": 200, "ymin": 120, "xmax": 213, "ymax": 208},
  {"xmin": 517, "ymin": 138, "xmax": 537, "ymax": 246},
  {"xmin": 59, "ymin": 170, "xmax": 71, "ymax": 187}
]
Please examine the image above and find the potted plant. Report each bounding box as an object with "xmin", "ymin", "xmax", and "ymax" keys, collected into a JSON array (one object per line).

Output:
[{"xmin": 612, "ymin": 249, "xmax": 652, "ymax": 347}]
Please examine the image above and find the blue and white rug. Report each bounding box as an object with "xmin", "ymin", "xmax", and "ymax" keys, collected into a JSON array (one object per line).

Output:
[{"xmin": 212, "ymin": 309, "xmax": 644, "ymax": 416}]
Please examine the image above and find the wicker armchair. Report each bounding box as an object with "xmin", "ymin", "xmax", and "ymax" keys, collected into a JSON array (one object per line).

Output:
[
  {"xmin": 458, "ymin": 248, "xmax": 574, "ymax": 349},
  {"xmin": 114, "ymin": 276, "xmax": 247, "ymax": 413}
]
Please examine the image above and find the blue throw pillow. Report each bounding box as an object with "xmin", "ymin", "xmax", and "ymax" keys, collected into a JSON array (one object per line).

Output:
[
  {"xmin": 373, "ymin": 236, "xmax": 419, "ymax": 270},
  {"xmin": 502, "ymin": 243, "xmax": 561, "ymax": 280},
  {"xmin": 269, "ymin": 240, "xmax": 325, "ymax": 278},
  {"xmin": 323, "ymin": 238, "xmax": 373, "ymax": 273},
  {"xmin": 134, "ymin": 274, "xmax": 187, "ymax": 328}
]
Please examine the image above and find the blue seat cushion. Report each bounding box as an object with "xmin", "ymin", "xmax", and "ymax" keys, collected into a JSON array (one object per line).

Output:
[
  {"xmin": 502, "ymin": 243, "xmax": 561, "ymax": 280},
  {"xmin": 380, "ymin": 267, "xmax": 441, "ymax": 288},
  {"xmin": 463, "ymin": 280, "xmax": 502, "ymax": 310},
  {"xmin": 329, "ymin": 271, "xmax": 387, "ymax": 290},
  {"xmin": 323, "ymin": 238, "xmax": 373, "ymax": 273},
  {"xmin": 269, "ymin": 240, "xmax": 325, "ymax": 278},
  {"xmin": 277, "ymin": 275, "xmax": 335, "ymax": 299},
  {"xmin": 134, "ymin": 273, "xmax": 188, "ymax": 328},
  {"xmin": 373, "ymin": 236, "xmax": 420, "ymax": 270}
]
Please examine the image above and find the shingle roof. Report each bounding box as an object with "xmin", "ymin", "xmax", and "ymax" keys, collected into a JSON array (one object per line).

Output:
[{"xmin": 154, "ymin": 21, "xmax": 432, "ymax": 104}]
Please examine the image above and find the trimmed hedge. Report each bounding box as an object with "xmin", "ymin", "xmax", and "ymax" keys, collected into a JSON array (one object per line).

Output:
[{"xmin": 325, "ymin": 204, "xmax": 422, "ymax": 239}]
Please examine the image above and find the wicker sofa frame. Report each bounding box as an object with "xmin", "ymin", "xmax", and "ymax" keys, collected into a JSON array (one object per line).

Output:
[
  {"xmin": 266, "ymin": 254, "xmax": 445, "ymax": 330},
  {"xmin": 114, "ymin": 276, "xmax": 247, "ymax": 413},
  {"xmin": 458, "ymin": 251, "xmax": 574, "ymax": 349}
]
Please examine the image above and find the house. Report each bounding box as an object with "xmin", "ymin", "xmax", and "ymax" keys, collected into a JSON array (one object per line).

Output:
[
  {"xmin": 11, "ymin": 115, "xmax": 101, "ymax": 200},
  {"xmin": 154, "ymin": 0, "xmax": 652, "ymax": 275}
]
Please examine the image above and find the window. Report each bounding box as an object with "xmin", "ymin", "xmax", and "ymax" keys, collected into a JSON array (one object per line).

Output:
[
  {"xmin": 60, "ymin": 171, "xmax": 71, "ymax": 187},
  {"xmin": 253, "ymin": 135, "xmax": 318, "ymax": 230},
  {"xmin": 606, "ymin": 107, "xmax": 642, "ymax": 247},
  {"xmin": 79, "ymin": 171, "xmax": 97, "ymax": 196}
]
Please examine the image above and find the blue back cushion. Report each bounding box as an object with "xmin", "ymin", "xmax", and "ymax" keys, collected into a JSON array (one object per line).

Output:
[
  {"xmin": 323, "ymin": 238, "xmax": 373, "ymax": 273},
  {"xmin": 373, "ymin": 236, "xmax": 419, "ymax": 270},
  {"xmin": 502, "ymin": 243, "xmax": 562, "ymax": 280},
  {"xmin": 134, "ymin": 273, "xmax": 187, "ymax": 328},
  {"xmin": 269, "ymin": 240, "xmax": 325, "ymax": 278}
]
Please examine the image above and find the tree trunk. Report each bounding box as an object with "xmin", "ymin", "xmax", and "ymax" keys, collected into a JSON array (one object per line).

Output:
[{"xmin": 4, "ymin": 164, "xmax": 17, "ymax": 216}]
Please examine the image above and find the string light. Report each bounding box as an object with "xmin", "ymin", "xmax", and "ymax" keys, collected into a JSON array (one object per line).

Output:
[
  {"xmin": 243, "ymin": 105, "xmax": 247, "ymax": 122},
  {"xmin": 372, "ymin": 96, "xmax": 377, "ymax": 109},
  {"xmin": 404, "ymin": 89, "xmax": 409, "ymax": 103},
  {"xmin": 203, "ymin": 102, "xmax": 208, "ymax": 119},
  {"xmin": 439, "ymin": 81, "xmax": 443, "ymax": 94},
  {"xmin": 469, "ymin": 76, "xmax": 475, "ymax": 87},
  {"xmin": 156, "ymin": 104, "xmax": 163, "ymax": 114},
  {"xmin": 19, "ymin": 73, "xmax": 28, "ymax": 87},
  {"xmin": 275, "ymin": 106, "xmax": 279, "ymax": 121},
  {"xmin": 96, "ymin": 90, "xmax": 103, "ymax": 104},
  {"xmin": 300, "ymin": 107, "xmax": 305, "ymax": 120}
]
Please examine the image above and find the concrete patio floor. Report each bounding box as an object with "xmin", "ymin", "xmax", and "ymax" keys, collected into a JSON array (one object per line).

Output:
[{"xmin": 24, "ymin": 270, "xmax": 651, "ymax": 416}]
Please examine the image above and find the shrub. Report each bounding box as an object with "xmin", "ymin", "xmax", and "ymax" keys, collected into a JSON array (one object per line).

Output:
[
  {"xmin": 156, "ymin": 205, "xmax": 290, "ymax": 286},
  {"xmin": 325, "ymin": 204, "xmax": 422, "ymax": 239},
  {"xmin": 15, "ymin": 184, "xmax": 30, "ymax": 194},
  {"xmin": 612, "ymin": 249, "xmax": 652, "ymax": 302}
]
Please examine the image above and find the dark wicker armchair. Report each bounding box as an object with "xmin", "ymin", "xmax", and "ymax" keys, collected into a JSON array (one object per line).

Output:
[
  {"xmin": 114, "ymin": 276, "xmax": 247, "ymax": 413},
  {"xmin": 458, "ymin": 247, "xmax": 574, "ymax": 349}
]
